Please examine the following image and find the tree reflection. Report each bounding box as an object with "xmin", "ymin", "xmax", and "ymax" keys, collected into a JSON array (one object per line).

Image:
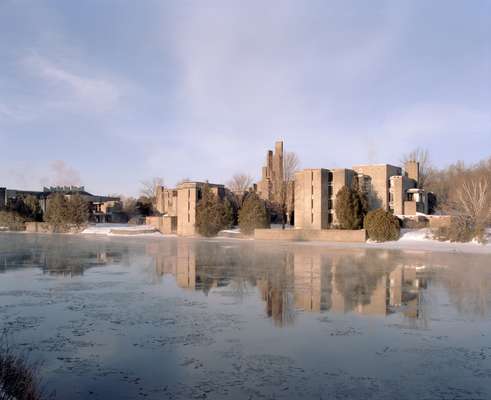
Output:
[
  {"xmin": 149, "ymin": 240, "xmax": 437, "ymax": 325},
  {"xmin": 0, "ymin": 237, "xmax": 125, "ymax": 276}
]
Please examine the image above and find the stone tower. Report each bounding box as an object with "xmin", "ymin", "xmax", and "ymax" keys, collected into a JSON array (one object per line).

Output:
[
  {"xmin": 405, "ymin": 161, "xmax": 420, "ymax": 186},
  {"xmin": 257, "ymin": 141, "xmax": 284, "ymax": 202}
]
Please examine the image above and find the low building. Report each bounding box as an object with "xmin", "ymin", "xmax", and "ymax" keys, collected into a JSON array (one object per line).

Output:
[{"xmin": 0, "ymin": 186, "xmax": 124, "ymax": 223}]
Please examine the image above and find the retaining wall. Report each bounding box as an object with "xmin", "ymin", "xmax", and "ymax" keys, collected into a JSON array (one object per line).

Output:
[{"xmin": 254, "ymin": 228, "xmax": 367, "ymax": 242}]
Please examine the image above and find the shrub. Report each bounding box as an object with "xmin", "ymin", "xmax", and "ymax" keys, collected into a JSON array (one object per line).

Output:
[
  {"xmin": 0, "ymin": 211, "xmax": 26, "ymax": 231},
  {"xmin": 0, "ymin": 336, "xmax": 44, "ymax": 400},
  {"xmin": 364, "ymin": 208, "xmax": 400, "ymax": 242},
  {"xmin": 65, "ymin": 195, "xmax": 89, "ymax": 227},
  {"xmin": 195, "ymin": 185, "xmax": 228, "ymax": 237},
  {"xmin": 434, "ymin": 216, "xmax": 486, "ymax": 243},
  {"xmin": 238, "ymin": 193, "xmax": 270, "ymax": 235},
  {"xmin": 335, "ymin": 185, "xmax": 368, "ymax": 229}
]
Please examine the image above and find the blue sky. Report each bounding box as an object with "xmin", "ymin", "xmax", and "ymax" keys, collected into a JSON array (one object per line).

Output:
[{"xmin": 1, "ymin": 0, "xmax": 490, "ymax": 196}]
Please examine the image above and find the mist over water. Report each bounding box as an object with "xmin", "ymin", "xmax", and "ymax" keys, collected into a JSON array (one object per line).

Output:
[{"xmin": 1, "ymin": 233, "xmax": 491, "ymax": 399}]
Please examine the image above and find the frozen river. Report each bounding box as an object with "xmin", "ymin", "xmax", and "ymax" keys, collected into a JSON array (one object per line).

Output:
[{"xmin": 1, "ymin": 233, "xmax": 491, "ymax": 399}]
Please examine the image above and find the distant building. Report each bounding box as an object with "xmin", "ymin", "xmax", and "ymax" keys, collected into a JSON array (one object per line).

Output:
[
  {"xmin": 257, "ymin": 141, "xmax": 284, "ymax": 202},
  {"xmin": 152, "ymin": 181, "xmax": 226, "ymax": 236},
  {"xmin": 0, "ymin": 186, "xmax": 123, "ymax": 223},
  {"xmin": 294, "ymin": 161, "xmax": 428, "ymax": 229}
]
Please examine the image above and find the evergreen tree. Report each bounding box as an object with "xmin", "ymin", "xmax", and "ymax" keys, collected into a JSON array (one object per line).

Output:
[
  {"xmin": 24, "ymin": 195, "xmax": 43, "ymax": 222},
  {"xmin": 335, "ymin": 185, "xmax": 368, "ymax": 229},
  {"xmin": 195, "ymin": 184, "xmax": 227, "ymax": 237},
  {"xmin": 44, "ymin": 193, "xmax": 69, "ymax": 230},
  {"xmin": 223, "ymin": 198, "xmax": 235, "ymax": 229},
  {"xmin": 45, "ymin": 194, "xmax": 88, "ymax": 230},
  {"xmin": 238, "ymin": 193, "xmax": 270, "ymax": 235},
  {"xmin": 66, "ymin": 194, "xmax": 89, "ymax": 227},
  {"xmin": 136, "ymin": 196, "xmax": 154, "ymax": 216}
]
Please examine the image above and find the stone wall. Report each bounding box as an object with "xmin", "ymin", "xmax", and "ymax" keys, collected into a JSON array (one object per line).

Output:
[
  {"xmin": 25, "ymin": 222, "xmax": 52, "ymax": 233},
  {"xmin": 24, "ymin": 222, "xmax": 84, "ymax": 234},
  {"xmin": 428, "ymin": 215, "xmax": 453, "ymax": 229},
  {"xmin": 254, "ymin": 228, "xmax": 367, "ymax": 242},
  {"xmin": 146, "ymin": 215, "xmax": 177, "ymax": 234}
]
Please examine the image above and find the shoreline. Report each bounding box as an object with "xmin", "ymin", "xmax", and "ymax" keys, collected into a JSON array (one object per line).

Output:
[{"xmin": 2, "ymin": 228, "xmax": 490, "ymax": 255}]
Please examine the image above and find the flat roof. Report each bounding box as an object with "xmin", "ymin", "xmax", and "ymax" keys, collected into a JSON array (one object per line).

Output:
[{"xmin": 352, "ymin": 163, "xmax": 401, "ymax": 169}]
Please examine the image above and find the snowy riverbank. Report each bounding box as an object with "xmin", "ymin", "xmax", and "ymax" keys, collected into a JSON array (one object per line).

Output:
[
  {"xmin": 81, "ymin": 224, "xmax": 169, "ymax": 237},
  {"xmin": 78, "ymin": 224, "xmax": 491, "ymax": 255}
]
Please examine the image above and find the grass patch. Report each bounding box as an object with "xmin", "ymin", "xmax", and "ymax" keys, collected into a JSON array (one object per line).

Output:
[{"xmin": 0, "ymin": 334, "xmax": 46, "ymax": 400}]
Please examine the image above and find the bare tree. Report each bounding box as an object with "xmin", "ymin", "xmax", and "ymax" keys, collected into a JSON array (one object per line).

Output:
[
  {"xmin": 401, "ymin": 147, "xmax": 431, "ymax": 188},
  {"xmin": 227, "ymin": 173, "xmax": 254, "ymax": 193},
  {"xmin": 279, "ymin": 152, "xmax": 300, "ymax": 228},
  {"xmin": 456, "ymin": 176, "xmax": 491, "ymax": 226},
  {"xmin": 284, "ymin": 152, "xmax": 300, "ymax": 182},
  {"xmin": 140, "ymin": 177, "xmax": 164, "ymax": 201}
]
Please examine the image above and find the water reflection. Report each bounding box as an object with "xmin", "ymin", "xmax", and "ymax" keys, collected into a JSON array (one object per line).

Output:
[
  {"xmin": 0, "ymin": 236, "xmax": 125, "ymax": 276},
  {"xmin": 147, "ymin": 240, "xmax": 435, "ymax": 325}
]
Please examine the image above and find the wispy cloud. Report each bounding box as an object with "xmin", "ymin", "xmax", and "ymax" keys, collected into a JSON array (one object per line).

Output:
[
  {"xmin": 23, "ymin": 54, "xmax": 121, "ymax": 112},
  {"xmin": 46, "ymin": 160, "xmax": 82, "ymax": 187},
  {"xmin": 0, "ymin": 0, "xmax": 489, "ymax": 195}
]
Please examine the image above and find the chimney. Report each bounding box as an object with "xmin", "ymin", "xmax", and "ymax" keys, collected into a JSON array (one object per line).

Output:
[{"xmin": 405, "ymin": 161, "xmax": 420, "ymax": 186}]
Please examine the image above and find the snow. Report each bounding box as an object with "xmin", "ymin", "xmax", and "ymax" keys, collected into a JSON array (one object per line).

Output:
[
  {"xmin": 365, "ymin": 228, "xmax": 491, "ymax": 254},
  {"xmin": 219, "ymin": 228, "xmax": 241, "ymax": 235},
  {"xmin": 76, "ymin": 224, "xmax": 491, "ymax": 254},
  {"xmin": 398, "ymin": 228, "xmax": 433, "ymax": 241},
  {"xmin": 81, "ymin": 224, "xmax": 170, "ymax": 238}
]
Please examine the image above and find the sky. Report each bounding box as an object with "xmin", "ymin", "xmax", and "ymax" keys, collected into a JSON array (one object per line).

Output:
[{"xmin": 0, "ymin": 0, "xmax": 490, "ymax": 197}]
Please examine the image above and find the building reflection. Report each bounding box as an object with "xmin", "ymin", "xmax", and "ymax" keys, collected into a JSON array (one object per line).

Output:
[
  {"xmin": 0, "ymin": 247, "xmax": 124, "ymax": 277},
  {"xmin": 292, "ymin": 249, "xmax": 425, "ymax": 318},
  {"xmin": 148, "ymin": 240, "xmax": 431, "ymax": 325}
]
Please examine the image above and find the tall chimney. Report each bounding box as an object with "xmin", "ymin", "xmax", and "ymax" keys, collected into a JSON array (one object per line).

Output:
[{"xmin": 405, "ymin": 161, "xmax": 420, "ymax": 186}]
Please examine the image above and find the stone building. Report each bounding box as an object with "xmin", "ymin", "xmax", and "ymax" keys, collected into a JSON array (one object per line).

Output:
[
  {"xmin": 294, "ymin": 161, "xmax": 428, "ymax": 229},
  {"xmin": 152, "ymin": 181, "xmax": 226, "ymax": 236},
  {"xmin": 0, "ymin": 186, "xmax": 123, "ymax": 223},
  {"xmin": 257, "ymin": 141, "xmax": 284, "ymax": 202}
]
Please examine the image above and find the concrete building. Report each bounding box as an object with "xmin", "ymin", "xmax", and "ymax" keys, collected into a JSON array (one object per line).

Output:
[
  {"xmin": 294, "ymin": 161, "xmax": 428, "ymax": 229},
  {"xmin": 352, "ymin": 164, "xmax": 402, "ymax": 210},
  {"xmin": 152, "ymin": 181, "xmax": 226, "ymax": 236},
  {"xmin": 0, "ymin": 186, "xmax": 123, "ymax": 223},
  {"xmin": 257, "ymin": 141, "xmax": 284, "ymax": 202},
  {"xmin": 294, "ymin": 169, "xmax": 331, "ymax": 229}
]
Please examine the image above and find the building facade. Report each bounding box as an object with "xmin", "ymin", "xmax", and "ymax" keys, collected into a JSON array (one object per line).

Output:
[
  {"xmin": 294, "ymin": 161, "xmax": 428, "ymax": 229},
  {"xmin": 153, "ymin": 181, "xmax": 226, "ymax": 236},
  {"xmin": 0, "ymin": 186, "xmax": 123, "ymax": 223}
]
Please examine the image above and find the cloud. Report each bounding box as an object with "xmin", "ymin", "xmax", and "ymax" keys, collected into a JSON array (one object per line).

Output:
[
  {"xmin": 45, "ymin": 160, "xmax": 82, "ymax": 187},
  {"xmin": 23, "ymin": 54, "xmax": 121, "ymax": 112}
]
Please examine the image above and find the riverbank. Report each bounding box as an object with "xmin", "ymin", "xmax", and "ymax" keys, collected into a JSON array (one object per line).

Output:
[
  {"xmin": 2, "ymin": 224, "xmax": 490, "ymax": 255},
  {"xmin": 79, "ymin": 224, "xmax": 491, "ymax": 255}
]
